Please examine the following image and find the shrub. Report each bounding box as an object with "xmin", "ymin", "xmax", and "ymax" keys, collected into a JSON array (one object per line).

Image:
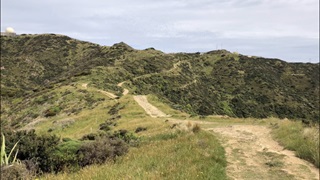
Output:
[
  {"xmin": 44, "ymin": 106, "xmax": 61, "ymax": 117},
  {"xmin": 99, "ymin": 123, "xmax": 111, "ymax": 132},
  {"xmin": 192, "ymin": 124, "xmax": 201, "ymax": 133},
  {"xmin": 1, "ymin": 163, "xmax": 30, "ymax": 180},
  {"xmin": 2, "ymin": 130, "xmax": 60, "ymax": 173},
  {"xmin": 50, "ymin": 140, "xmax": 82, "ymax": 172},
  {"xmin": 108, "ymin": 103, "xmax": 125, "ymax": 115},
  {"xmin": 99, "ymin": 120, "xmax": 117, "ymax": 132},
  {"xmin": 81, "ymin": 133, "xmax": 99, "ymax": 141},
  {"xmin": 113, "ymin": 130, "xmax": 139, "ymax": 146},
  {"xmin": 77, "ymin": 137, "xmax": 128, "ymax": 167},
  {"xmin": 135, "ymin": 127, "xmax": 147, "ymax": 133}
]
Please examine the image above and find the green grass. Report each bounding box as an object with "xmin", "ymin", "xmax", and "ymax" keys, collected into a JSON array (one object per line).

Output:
[
  {"xmin": 146, "ymin": 94, "xmax": 189, "ymax": 118},
  {"xmin": 271, "ymin": 119, "xmax": 319, "ymax": 168},
  {"xmin": 39, "ymin": 88, "xmax": 227, "ymax": 179},
  {"xmin": 43, "ymin": 131, "xmax": 226, "ymax": 180}
]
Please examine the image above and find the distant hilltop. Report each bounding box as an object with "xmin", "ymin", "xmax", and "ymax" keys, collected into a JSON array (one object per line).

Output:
[{"xmin": 1, "ymin": 27, "xmax": 17, "ymax": 36}]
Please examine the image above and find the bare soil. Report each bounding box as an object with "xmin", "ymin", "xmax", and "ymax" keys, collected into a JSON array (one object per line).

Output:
[
  {"xmin": 133, "ymin": 95, "xmax": 170, "ymax": 118},
  {"xmin": 97, "ymin": 90, "xmax": 118, "ymax": 99},
  {"xmin": 210, "ymin": 125, "xmax": 319, "ymax": 180},
  {"xmin": 117, "ymin": 82, "xmax": 129, "ymax": 95},
  {"xmin": 134, "ymin": 95, "xmax": 320, "ymax": 180}
]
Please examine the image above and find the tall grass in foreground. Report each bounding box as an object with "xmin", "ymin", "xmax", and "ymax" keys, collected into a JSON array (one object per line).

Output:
[
  {"xmin": 43, "ymin": 131, "xmax": 227, "ymax": 180},
  {"xmin": 271, "ymin": 120, "xmax": 319, "ymax": 168}
]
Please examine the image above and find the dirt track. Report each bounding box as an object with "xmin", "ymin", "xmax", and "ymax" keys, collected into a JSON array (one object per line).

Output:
[
  {"xmin": 98, "ymin": 90, "xmax": 118, "ymax": 99},
  {"xmin": 134, "ymin": 95, "xmax": 320, "ymax": 180},
  {"xmin": 133, "ymin": 95, "xmax": 169, "ymax": 118},
  {"xmin": 210, "ymin": 125, "xmax": 319, "ymax": 180},
  {"xmin": 117, "ymin": 82, "xmax": 129, "ymax": 95}
]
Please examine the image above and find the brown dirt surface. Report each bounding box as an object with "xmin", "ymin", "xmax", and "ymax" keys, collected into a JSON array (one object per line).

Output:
[
  {"xmin": 82, "ymin": 83, "xmax": 118, "ymax": 99},
  {"xmin": 82, "ymin": 83, "xmax": 88, "ymax": 89},
  {"xmin": 209, "ymin": 125, "xmax": 319, "ymax": 180},
  {"xmin": 133, "ymin": 95, "xmax": 170, "ymax": 118},
  {"xmin": 117, "ymin": 82, "xmax": 129, "ymax": 95},
  {"xmin": 98, "ymin": 90, "xmax": 118, "ymax": 99},
  {"xmin": 134, "ymin": 95, "xmax": 319, "ymax": 180}
]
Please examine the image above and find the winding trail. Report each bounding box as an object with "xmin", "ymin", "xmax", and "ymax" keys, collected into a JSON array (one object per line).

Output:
[
  {"xmin": 82, "ymin": 81, "xmax": 129, "ymax": 99},
  {"xmin": 133, "ymin": 95, "xmax": 170, "ymax": 118},
  {"xmin": 133, "ymin": 95, "xmax": 320, "ymax": 180},
  {"xmin": 117, "ymin": 82, "xmax": 129, "ymax": 95},
  {"xmin": 97, "ymin": 90, "xmax": 118, "ymax": 99}
]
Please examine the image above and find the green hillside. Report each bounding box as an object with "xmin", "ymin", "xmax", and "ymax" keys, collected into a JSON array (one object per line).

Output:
[
  {"xmin": 0, "ymin": 34, "xmax": 319, "ymax": 179},
  {"xmin": 1, "ymin": 34, "xmax": 318, "ymax": 128}
]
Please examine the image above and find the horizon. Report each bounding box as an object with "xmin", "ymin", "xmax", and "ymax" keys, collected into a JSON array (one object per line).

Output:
[{"xmin": 2, "ymin": 31, "xmax": 319, "ymax": 64}]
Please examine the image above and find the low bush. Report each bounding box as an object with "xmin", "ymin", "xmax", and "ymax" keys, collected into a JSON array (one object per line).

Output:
[
  {"xmin": 99, "ymin": 123, "xmax": 111, "ymax": 132},
  {"xmin": 1, "ymin": 163, "xmax": 31, "ymax": 180},
  {"xmin": 2, "ymin": 130, "xmax": 60, "ymax": 173},
  {"xmin": 191, "ymin": 123, "xmax": 201, "ymax": 133},
  {"xmin": 2, "ymin": 129, "xmax": 131, "ymax": 174},
  {"xmin": 81, "ymin": 133, "xmax": 101, "ymax": 141},
  {"xmin": 99, "ymin": 120, "xmax": 117, "ymax": 132},
  {"xmin": 113, "ymin": 130, "xmax": 139, "ymax": 146},
  {"xmin": 135, "ymin": 126, "xmax": 147, "ymax": 133},
  {"xmin": 50, "ymin": 140, "xmax": 82, "ymax": 172},
  {"xmin": 44, "ymin": 106, "xmax": 61, "ymax": 117},
  {"xmin": 108, "ymin": 103, "xmax": 125, "ymax": 115},
  {"xmin": 77, "ymin": 137, "xmax": 128, "ymax": 167}
]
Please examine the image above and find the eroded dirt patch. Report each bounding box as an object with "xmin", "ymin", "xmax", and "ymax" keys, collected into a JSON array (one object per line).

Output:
[{"xmin": 209, "ymin": 125, "xmax": 319, "ymax": 180}]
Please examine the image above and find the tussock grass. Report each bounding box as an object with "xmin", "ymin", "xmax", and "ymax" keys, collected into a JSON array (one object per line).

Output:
[{"xmin": 271, "ymin": 119, "xmax": 319, "ymax": 168}]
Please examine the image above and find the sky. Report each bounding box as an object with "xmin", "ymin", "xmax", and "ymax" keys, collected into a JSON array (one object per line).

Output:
[{"xmin": 1, "ymin": 0, "xmax": 319, "ymax": 63}]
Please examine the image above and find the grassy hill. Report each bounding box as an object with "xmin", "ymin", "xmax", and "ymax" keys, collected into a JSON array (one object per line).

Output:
[
  {"xmin": 1, "ymin": 34, "xmax": 318, "ymax": 128},
  {"xmin": 0, "ymin": 34, "xmax": 319, "ymax": 179}
]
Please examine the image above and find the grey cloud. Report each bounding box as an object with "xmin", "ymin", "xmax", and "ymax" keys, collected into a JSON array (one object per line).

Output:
[{"xmin": 1, "ymin": 0, "xmax": 318, "ymax": 62}]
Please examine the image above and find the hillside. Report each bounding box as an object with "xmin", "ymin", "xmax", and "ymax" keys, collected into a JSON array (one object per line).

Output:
[
  {"xmin": 1, "ymin": 34, "xmax": 319, "ymax": 129},
  {"xmin": 0, "ymin": 34, "xmax": 319, "ymax": 179}
]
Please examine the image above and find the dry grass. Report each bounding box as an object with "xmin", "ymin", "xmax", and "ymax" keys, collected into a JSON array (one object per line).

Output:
[{"xmin": 271, "ymin": 119, "xmax": 319, "ymax": 168}]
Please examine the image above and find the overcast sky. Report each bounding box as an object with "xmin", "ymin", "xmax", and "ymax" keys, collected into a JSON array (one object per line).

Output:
[{"xmin": 1, "ymin": 0, "xmax": 319, "ymax": 62}]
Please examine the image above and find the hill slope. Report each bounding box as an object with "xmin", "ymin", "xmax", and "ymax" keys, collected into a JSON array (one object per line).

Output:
[{"xmin": 1, "ymin": 34, "xmax": 319, "ymax": 129}]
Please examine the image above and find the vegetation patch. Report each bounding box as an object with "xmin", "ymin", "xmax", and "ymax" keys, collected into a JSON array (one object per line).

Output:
[
  {"xmin": 43, "ymin": 131, "xmax": 227, "ymax": 180},
  {"xmin": 271, "ymin": 120, "xmax": 319, "ymax": 168}
]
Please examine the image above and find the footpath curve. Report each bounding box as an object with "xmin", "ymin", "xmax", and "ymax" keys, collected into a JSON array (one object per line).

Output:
[{"xmin": 133, "ymin": 95, "xmax": 319, "ymax": 180}]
